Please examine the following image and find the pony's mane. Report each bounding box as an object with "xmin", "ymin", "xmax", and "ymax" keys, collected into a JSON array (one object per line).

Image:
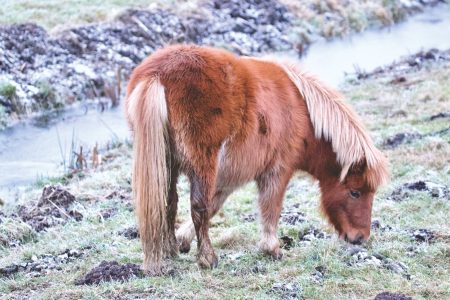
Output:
[{"xmin": 268, "ymin": 58, "xmax": 389, "ymax": 189}]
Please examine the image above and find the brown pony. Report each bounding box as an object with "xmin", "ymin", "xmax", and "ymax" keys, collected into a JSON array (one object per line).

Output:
[{"xmin": 125, "ymin": 44, "xmax": 389, "ymax": 274}]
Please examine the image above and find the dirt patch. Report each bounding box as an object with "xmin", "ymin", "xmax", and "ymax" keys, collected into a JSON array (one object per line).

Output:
[
  {"xmin": 280, "ymin": 235, "xmax": 295, "ymax": 250},
  {"xmin": 118, "ymin": 226, "xmax": 139, "ymax": 239},
  {"xmin": 409, "ymin": 229, "xmax": 435, "ymax": 243},
  {"xmin": 98, "ymin": 207, "xmax": 118, "ymax": 220},
  {"xmin": 16, "ymin": 185, "xmax": 82, "ymax": 231},
  {"xmin": 241, "ymin": 213, "xmax": 257, "ymax": 222},
  {"xmin": 383, "ymin": 132, "xmax": 423, "ymax": 149},
  {"xmin": 281, "ymin": 210, "xmax": 306, "ymax": 225},
  {"xmin": 388, "ymin": 181, "xmax": 449, "ymax": 202},
  {"xmin": 347, "ymin": 246, "xmax": 410, "ymax": 279},
  {"xmin": 298, "ymin": 226, "xmax": 330, "ymax": 242},
  {"xmin": 75, "ymin": 261, "xmax": 143, "ymax": 285},
  {"xmin": 374, "ymin": 292, "xmax": 412, "ymax": 300},
  {"xmin": 429, "ymin": 112, "xmax": 450, "ymax": 121},
  {"xmin": 357, "ymin": 48, "xmax": 450, "ymax": 80},
  {"xmin": 311, "ymin": 265, "xmax": 327, "ymax": 284},
  {"xmin": 371, "ymin": 220, "xmax": 393, "ymax": 232},
  {"xmin": 268, "ymin": 281, "xmax": 301, "ymax": 300},
  {"xmin": 0, "ymin": 248, "xmax": 87, "ymax": 278}
]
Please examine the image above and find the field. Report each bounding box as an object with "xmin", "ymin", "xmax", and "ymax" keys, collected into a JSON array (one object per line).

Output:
[{"xmin": 1, "ymin": 50, "xmax": 449, "ymax": 299}]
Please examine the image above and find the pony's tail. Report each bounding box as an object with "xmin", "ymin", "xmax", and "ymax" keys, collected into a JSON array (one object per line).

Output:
[{"xmin": 126, "ymin": 77, "xmax": 169, "ymax": 274}]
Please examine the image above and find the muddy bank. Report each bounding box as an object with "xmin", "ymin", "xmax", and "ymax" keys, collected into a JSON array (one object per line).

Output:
[
  {"xmin": 355, "ymin": 48, "xmax": 450, "ymax": 80},
  {"xmin": 0, "ymin": 1, "xmax": 444, "ymax": 128}
]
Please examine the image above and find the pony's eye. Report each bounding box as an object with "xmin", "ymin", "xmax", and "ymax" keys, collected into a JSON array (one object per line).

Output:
[{"xmin": 349, "ymin": 190, "xmax": 361, "ymax": 199}]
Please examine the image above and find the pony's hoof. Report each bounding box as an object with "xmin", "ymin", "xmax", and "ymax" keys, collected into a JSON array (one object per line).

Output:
[
  {"xmin": 269, "ymin": 248, "xmax": 283, "ymax": 260},
  {"xmin": 197, "ymin": 251, "xmax": 218, "ymax": 269},
  {"xmin": 179, "ymin": 241, "xmax": 191, "ymax": 253},
  {"xmin": 261, "ymin": 246, "xmax": 283, "ymax": 260}
]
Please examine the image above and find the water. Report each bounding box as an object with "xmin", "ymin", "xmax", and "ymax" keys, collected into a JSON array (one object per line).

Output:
[
  {"xmin": 301, "ymin": 5, "xmax": 450, "ymax": 86},
  {"xmin": 1, "ymin": 5, "xmax": 450, "ymax": 195}
]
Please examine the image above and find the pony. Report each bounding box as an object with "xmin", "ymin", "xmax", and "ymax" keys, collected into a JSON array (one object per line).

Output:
[{"xmin": 125, "ymin": 44, "xmax": 389, "ymax": 274}]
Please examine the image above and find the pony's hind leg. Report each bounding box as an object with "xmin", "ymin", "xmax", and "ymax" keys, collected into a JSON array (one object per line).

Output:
[
  {"xmin": 189, "ymin": 167, "xmax": 220, "ymax": 269},
  {"xmin": 176, "ymin": 188, "xmax": 233, "ymax": 253},
  {"xmin": 256, "ymin": 169, "xmax": 293, "ymax": 259},
  {"xmin": 165, "ymin": 164, "xmax": 180, "ymax": 258}
]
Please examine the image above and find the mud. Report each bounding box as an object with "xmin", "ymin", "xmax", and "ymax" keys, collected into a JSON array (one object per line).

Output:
[
  {"xmin": 298, "ymin": 226, "xmax": 330, "ymax": 242},
  {"xmin": 118, "ymin": 226, "xmax": 139, "ymax": 239},
  {"xmin": 0, "ymin": 248, "xmax": 87, "ymax": 278},
  {"xmin": 311, "ymin": 265, "xmax": 327, "ymax": 284},
  {"xmin": 357, "ymin": 48, "xmax": 450, "ymax": 80},
  {"xmin": 429, "ymin": 112, "xmax": 450, "ymax": 121},
  {"xmin": 268, "ymin": 281, "xmax": 301, "ymax": 300},
  {"xmin": 347, "ymin": 246, "xmax": 410, "ymax": 279},
  {"xmin": 98, "ymin": 207, "xmax": 118, "ymax": 220},
  {"xmin": 280, "ymin": 235, "xmax": 295, "ymax": 250},
  {"xmin": 16, "ymin": 185, "xmax": 82, "ymax": 231},
  {"xmin": 281, "ymin": 210, "xmax": 306, "ymax": 225},
  {"xmin": 374, "ymin": 292, "xmax": 413, "ymax": 300},
  {"xmin": 383, "ymin": 132, "xmax": 423, "ymax": 149},
  {"xmin": 75, "ymin": 261, "xmax": 143, "ymax": 285},
  {"xmin": 371, "ymin": 220, "xmax": 393, "ymax": 232},
  {"xmin": 389, "ymin": 181, "xmax": 449, "ymax": 202},
  {"xmin": 410, "ymin": 229, "xmax": 435, "ymax": 243}
]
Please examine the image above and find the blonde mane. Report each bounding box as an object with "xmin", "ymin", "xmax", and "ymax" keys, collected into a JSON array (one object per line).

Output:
[{"xmin": 272, "ymin": 59, "xmax": 389, "ymax": 189}]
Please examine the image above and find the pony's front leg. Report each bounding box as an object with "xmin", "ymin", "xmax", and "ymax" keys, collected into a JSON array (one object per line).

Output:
[
  {"xmin": 189, "ymin": 172, "xmax": 219, "ymax": 269},
  {"xmin": 256, "ymin": 169, "xmax": 293, "ymax": 259}
]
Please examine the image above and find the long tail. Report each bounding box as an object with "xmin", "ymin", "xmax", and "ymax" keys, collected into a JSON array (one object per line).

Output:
[{"xmin": 125, "ymin": 77, "xmax": 169, "ymax": 274}]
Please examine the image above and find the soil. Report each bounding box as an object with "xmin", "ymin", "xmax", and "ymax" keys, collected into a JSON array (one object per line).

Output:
[
  {"xmin": 374, "ymin": 292, "xmax": 413, "ymax": 300},
  {"xmin": 268, "ymin": 281, "xmax": 301, "ymax": 300},
  {"xmin": 298, "ymin": 226, "xmax": 330, "ymax": 241},
  {"xmin": 118, "ymin": 226, "xmax": 139, "ymax": 239},
  {"xmin": 357, "ymin": 48, "xmax": 450, "ymax": 80},
  {"xmin": 389, "ymin": 181, "xmax": 449, "ymax": 202},
  {"xmin": 16, "ymin": 185, "xmax": 82, "ymax": 232},
  {"xmin": 0, "ymin": 248, "xmax": 87, "ymax": 278},
  {"xmin": 75, "ymin": 260, "xmax": 143, "ymax": 285},
  {"xmin": 347, "ymin": 246, "xmax": 410, "ymax": 279}
]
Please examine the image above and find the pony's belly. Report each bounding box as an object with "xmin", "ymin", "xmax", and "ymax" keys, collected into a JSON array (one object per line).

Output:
[{"xmin": 215, "ymin": 138, "xmax": 269, "ymax": 191}]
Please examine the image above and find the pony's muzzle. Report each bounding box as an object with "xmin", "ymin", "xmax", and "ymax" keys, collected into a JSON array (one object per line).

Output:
[{"xmin": 343, "ymin": 232, "xmax": 367, "ymax": 245}]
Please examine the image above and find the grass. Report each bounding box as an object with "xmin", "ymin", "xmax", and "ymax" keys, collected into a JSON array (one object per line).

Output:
[
  {"xmin": 0, "ymin": 57, "xmax": 449, "ymax": 299},
  {"xmin": 0, "ymin": 0, "xmax": 202, "ymax": 31}
]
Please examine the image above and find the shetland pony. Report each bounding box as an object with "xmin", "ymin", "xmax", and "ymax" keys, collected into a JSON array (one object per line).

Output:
[{"xmin": 125, "ymin": 45, "xmax": 389, "ymax": 274}]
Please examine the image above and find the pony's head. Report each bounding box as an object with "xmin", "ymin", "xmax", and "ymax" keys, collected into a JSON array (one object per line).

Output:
[{"xmin": 320, "ymin": 160, "xmax": 389, "ymax": 245}]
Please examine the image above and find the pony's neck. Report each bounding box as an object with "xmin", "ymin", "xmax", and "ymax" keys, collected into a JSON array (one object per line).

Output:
[{"xmin": 302, "ymin": 138, "xmax": 341, "ymax": 183}]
